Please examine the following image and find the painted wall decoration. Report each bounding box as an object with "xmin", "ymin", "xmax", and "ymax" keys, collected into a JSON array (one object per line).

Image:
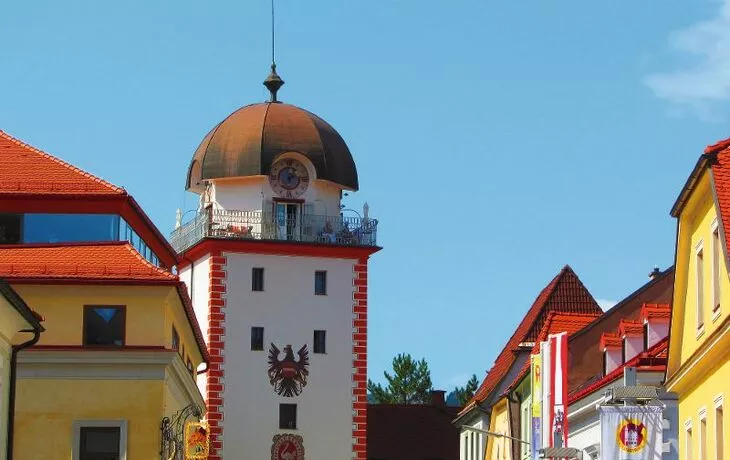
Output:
[
  {"xmin": 271, "ymin": 434, "xmax": 305, "ymax": 460},
  {"xmin": 184, "ymin": 421, "xmax": 210, "ymax": 459},
  {"xmin": 268, "ymin": 343, "xmax": 309, "ymax": 397}
]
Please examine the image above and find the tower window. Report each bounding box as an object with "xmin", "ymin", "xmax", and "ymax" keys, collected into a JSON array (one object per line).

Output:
[
  {"xmin": 313, "ymin": 330, "xmax": 326, "ymax": 354},
  {"xmin": 83, "ymin": 306, "xmax": 125, "ymax": 347},
  {"xmin": 252, "ymin": 267, "xmax": 264, "ymax": 291},
  {"xmin": 314, "ymin": 271, "xmax": 327, "ymax": 295},
  {"xmin": 251, "ymin": 327, "xmax": 264, "ymax": 351},
  {"xmin": 279, "ymin": 404, "xmax": 297, "ymax": 430}
]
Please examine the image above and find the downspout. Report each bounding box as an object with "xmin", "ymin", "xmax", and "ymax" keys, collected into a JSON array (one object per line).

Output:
[{"xmin": 6, "ymin": 327, "xmax": 42, "ymax": 460}]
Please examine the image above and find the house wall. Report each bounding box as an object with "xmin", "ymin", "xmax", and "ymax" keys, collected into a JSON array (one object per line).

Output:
[
  {"xmin": 460, "ymin": 414, "xmax": 488, "ymax": 460},
  {"xmin": 11, "ymin": 285, "xmax": 204, "ymax": 373},
  {"xmin": 647, "ymin": 320, "xmax": 669, "ymax": 349},
  {"xmin": 624, "ymin": 336, "xmax": 643, "ymax": 362},
  {"xmin": 486, "ymin": 399, "xmax": 511, "ymax": 460},
  {"xmin": 218, "ymin": 251, "xmax": 359, "ymax": 459}
]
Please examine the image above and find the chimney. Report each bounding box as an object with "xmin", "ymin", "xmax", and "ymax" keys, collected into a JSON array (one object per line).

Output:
[
  {"xmin": 430, "ymin": 390, "xmax": 446, "ymax": 408},
  {"xmin": 648, "ymin": 266, "xmax": 661, "ymax": 280}
]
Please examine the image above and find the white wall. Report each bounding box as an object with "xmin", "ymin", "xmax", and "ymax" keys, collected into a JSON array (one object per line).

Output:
[
  {"xmin": 647, "ymin": 320, "xmax": 669, "ymax": 349},
  {"xmin": 605, "ymin": 349, "xmax": 622, "ymax": 374},
  {"xmin": 624, "ymin": 336, "xmax": 643, "ymax": 362},
  {"xmin": 180, "ymin": 255, "xmax": 210, "ymax": 396},
  {"xmin": 221, "ymin": 252, "xmax": 358, "ymax": 460},
  {"xmin": 460, "ymin": 418, "xmax": 487, "ymax": 460}
]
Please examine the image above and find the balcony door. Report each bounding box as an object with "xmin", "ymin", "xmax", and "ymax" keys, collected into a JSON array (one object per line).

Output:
[{"xmin": 276, "ymin": 202, "xmax": 300, "ymax": 241}]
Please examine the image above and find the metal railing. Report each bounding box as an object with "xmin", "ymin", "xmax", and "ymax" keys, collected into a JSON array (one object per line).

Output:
[{"xmin": 170, "ymin": 209, "xmax": 378, "ymax": 253}]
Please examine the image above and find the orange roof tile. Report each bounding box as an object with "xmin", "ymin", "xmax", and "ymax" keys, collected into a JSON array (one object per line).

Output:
[
  {"xmin": 704, "ymin": 139, "xmax": 730, "ymax": 260},
  {"xmin": 462, "ymin": 266, "xmax": 601, "ymax": 414},
  {"xmin": 503, "ymin": 311, "xmax": 601, "ymax": 393},
  {"xmin": 600, "ymin": 332, "xmax": 622, "ymax": 349},
  {"xmin": 618, "ymin": 319, "xmax": 643, "ymax": 336},
  {"xmin": 640, "ymin": 303, "xmax": 671, "ymax": 322},
  {"xmin": 0, "ymin": 242, "xmax": 177, "ymax": 283},
  {"xmin": 0, "ymin": 130, "xmax": 124, "ymax": 195}
]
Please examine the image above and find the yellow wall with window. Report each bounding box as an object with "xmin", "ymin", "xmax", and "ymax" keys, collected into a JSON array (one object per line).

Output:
[
  {"xmin": 669, "ymin": 168, "xmax": 730, "ymax": 460},
  {"xmin": 9, "ymin": 283, "xmax": 206, "ymax": 459}
]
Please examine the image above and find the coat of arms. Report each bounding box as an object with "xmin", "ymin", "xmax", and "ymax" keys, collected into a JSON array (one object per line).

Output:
[
  {"xmin": 267, "ymin": 343, "xmax": 309, "ymax": 397},
  {"xmin": 271, "ymin": 434, "xmax": 305, "ymax": 460}
]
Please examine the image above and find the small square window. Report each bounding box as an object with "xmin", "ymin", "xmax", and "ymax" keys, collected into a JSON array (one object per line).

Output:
[
  {"xmin": 252, "ymin": 267, "xmax": 264, "ymax": 292},
  {"xmin": 172, "ymin": 326, "xmax": 180, "ymax": 354},
  {"xmin": 314, "ymin": 271, "xmax": 327, "ymax": 295},
  {"xmin": 314, "ymin": 330, "xmax": 326, "ymax": 354},
  {"xmin": 251, "ymin": 327, "xmax": 264, "ymax": 351},
  {"xmin": 83, "ymin": 306, "xmax": 125, "ymax": 347},
  {"xmin": 279, "ymin": 404, "xmax": 297, "ymax": 430},
  {"xmin": 79, "ymin": 427, "xmax": 121, "ymax": 459}
]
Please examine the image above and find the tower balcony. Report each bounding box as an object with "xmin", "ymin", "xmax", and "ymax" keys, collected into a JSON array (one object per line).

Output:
[{"xmin": 170, "ymin": 209, "xmax": 379, "ymax": 253}]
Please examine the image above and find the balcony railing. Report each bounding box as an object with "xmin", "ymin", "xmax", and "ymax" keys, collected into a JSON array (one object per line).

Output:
[{"xmin": 170, "ymin": 209, "xmax": 379, "ymax": 253}]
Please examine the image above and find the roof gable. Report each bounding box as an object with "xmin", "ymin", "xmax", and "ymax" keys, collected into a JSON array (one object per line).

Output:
[
  {"xmin": 461, "ymin": 266, "xmax": 601, "ymax": 415},
  {"xmin": 0, "ymin": 130, "xmax": 124, "ymax": 196}
]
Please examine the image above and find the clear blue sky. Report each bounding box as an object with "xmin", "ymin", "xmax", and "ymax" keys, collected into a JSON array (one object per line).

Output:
[{"xmin": 2, "ymin": 0, "xmax": 730, "ymax": 392}]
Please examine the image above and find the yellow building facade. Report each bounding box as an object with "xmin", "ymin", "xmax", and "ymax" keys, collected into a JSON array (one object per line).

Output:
[
  {"xmin": 667, "ymin": 139, "xmax": 730, "ymax": 460},
  {"xmin": 0, "ymin": 280, "xmax": 43, "ymax": 460},
  {"xmin": 3, "ymin": 245, "xmax": 209, "ymax": 460}
]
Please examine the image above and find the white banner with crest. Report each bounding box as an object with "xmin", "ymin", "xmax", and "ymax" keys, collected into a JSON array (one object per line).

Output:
[{"xmin": 600, "ymin": 406, "xmax": 663, "ymax": 460}]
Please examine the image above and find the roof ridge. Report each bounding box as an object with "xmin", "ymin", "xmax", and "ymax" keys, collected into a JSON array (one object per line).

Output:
[
  {"xmin": 0, "ymin": 241, "xmax": 128, "ymax": 250},
  {"xmin": 0, "ymin": 129, "xmax": 125, "ymax": 195}
]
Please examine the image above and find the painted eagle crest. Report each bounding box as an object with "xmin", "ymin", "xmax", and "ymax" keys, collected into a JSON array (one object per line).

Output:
[{"xmin": 267, "ymin": 343, "xmax": 309, "ymax": 397}]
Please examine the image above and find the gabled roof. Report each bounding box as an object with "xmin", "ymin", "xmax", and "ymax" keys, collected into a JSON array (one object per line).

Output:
[
  {"xmin": 503, "ymin": 311, "xmax": 601, "ymax": 394},
  {"xmin": 0, "ymin": 130, "xmax": 178, "ymax": 268},
  {"xmin": 706, "ymin": 138, "xmax": 730, "ymax": 255},
  {"xmin": 459, "ymin": 265, "xmax": 601, "ymax": 416},
  {"xmin": 618, "ymin": 319, "xmax": 643, "ymax": 337},
  {"xmin": 0, "ymin": 130, "xmax": 124, "ymax": 196},
  {"xmin": 600, "ymin": 332, "xmax": 622, "ymax": 349},
  {"xmin": 0, "ymin": 242, "xmax": 177, "ymax": 283}
]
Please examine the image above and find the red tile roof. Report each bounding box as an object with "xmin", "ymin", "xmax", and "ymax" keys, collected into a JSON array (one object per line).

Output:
[
  {"xmin": 618, "ymin": 319, "xmax": 643, "ymax": 337},
  {"xmin": 460, "ymin": 265, "xmax": 601, "ymax": 416},
  {"xmin": 640, "ymin": 303, "xmax": 671, "ymax": 322},
  {"xmin": 600, "ymin": 332, "xmax": 622, "ymax": 349},
  {"xmin": 503, "ymin": 311, "xmax": 601, "ymax": 394},
  {"xmin": 569, "ymin": 338, "xmax": 668, "ymax": 403},
  {"xmin": 0, "ymin": 242, "xmax": 177, "ymax": 283},
  {"xmin": 0, "ymin": 130, "xmax": 124, "ymax": 196},
  {"xmin": 704, "ymin": 138, "xmax": 730, "ymax": 257}
]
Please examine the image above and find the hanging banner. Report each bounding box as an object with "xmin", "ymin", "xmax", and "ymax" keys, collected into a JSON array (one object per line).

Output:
[
  {"xmin": 550, "ymin": 333, "xmax": 568, "ymax": 449},
  {"xmin": 600, "ymin": 406, "xmax": 663, "ymax": 460},
  {"xmin": 531, "ymin": 354, "xmax": 542, "ymax": 460},
  {"xmin": 184, "ymin": 421, "xmax": 210, "ymax": 459}
]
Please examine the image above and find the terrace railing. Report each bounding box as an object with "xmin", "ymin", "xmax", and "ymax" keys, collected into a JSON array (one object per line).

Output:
[{"xmin": 170, "ymin": 209, "xmax": 378, "ymax": 253}]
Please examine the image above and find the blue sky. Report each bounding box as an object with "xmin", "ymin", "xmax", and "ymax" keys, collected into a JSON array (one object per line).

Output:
[{"xmin": 2, "ymin": 0, "xmax": 730, "ymax": 392}]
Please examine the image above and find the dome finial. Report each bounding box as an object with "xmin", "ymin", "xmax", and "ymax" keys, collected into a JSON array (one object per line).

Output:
[
  {"xmin": 264, "ymin": 64, "xmax": 284, "ymax": 102},
  {"xmin": 263, "ymin": 0, "xmax": 284, "ymax": 102}
]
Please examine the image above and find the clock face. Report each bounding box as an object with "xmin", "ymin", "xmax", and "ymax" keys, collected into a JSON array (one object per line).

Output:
[{"xmin": 269, "ymin": 159, "xmax": 310, "ymax": 198}]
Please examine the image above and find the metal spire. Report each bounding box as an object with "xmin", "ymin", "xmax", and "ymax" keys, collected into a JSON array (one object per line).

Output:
[{"xmin": 263, "ymin": 0, "xmax": 284, "ymax": 102}]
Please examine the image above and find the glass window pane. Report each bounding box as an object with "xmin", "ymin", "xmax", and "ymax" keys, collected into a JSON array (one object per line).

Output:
[
  {"xmin": 84, "ymin": 307, "xmax": 125, "ymax": 346},
  {"xmin": 80, "ymin": 427, "xmax": 120, "ymax": 457},
  {"xmin": 0, "ymin": 214, "xmax": 22, "ymax": 244},
  {"xmin": 23, "ymin": 214, "xmax": 119, "ymax": 244}
]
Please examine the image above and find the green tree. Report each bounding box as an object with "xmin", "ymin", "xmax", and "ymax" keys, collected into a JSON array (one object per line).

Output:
[
  {"xmin": 452, "ymin": 374, "xmax": 479, "ymax": 406},
  {"xmin": 367, "ymin": 353, "xmax": 433, "ymax": 404}
]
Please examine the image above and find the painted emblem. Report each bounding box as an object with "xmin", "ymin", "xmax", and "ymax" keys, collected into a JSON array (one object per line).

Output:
[
  {"xmin": 268, "ymin": 343, "xmax": 309, "ymax": 397},
  {"xmin": 184, "ymin": 421, "xmax": 210, "ymax": 459},
  {"xmin": 615, "ymin": 418, "xmax": 648, "ymax": 453},
  {"xmin": 271, "ymin": 434, "xmax": 305, "ymax": 460}
]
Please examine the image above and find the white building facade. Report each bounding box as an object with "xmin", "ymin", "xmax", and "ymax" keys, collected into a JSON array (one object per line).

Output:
[{"xmin": 173, "ymin": 68, "xmax": 379, "ymax": 460}]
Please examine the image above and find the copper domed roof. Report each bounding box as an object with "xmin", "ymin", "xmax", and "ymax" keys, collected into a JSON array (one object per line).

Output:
[{"xmin": 186, "ymin": 102, "xmax": 358, "ymax": 192}]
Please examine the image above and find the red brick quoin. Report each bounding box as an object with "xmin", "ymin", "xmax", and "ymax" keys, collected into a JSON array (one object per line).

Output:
[
  {"xmin": 352, "ymin": 257, "xmax": 369, "ymax": 460},
  {"xmin": 207, "ymin": 253, "xmax": 227, "ymax": 460}
]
